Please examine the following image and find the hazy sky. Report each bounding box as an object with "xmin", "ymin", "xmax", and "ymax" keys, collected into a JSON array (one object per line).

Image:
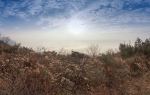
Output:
[{"xmin": 0, "ymin": 0, "xmax": 150, "ymax": 52}]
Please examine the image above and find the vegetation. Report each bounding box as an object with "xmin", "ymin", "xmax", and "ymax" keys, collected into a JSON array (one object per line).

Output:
[
  {"xmin": 119, "ymin": 38, "xmax": 150, "ymax": 58},
  {"xmin": 0, "ymin": 35, "xmax": 150, "ymax": 95}
]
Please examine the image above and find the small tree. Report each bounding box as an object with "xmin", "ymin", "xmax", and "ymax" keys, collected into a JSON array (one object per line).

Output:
[
  {"xmin": 134, "ymin": 38, "xmax": 143, "ymax": 53},
  {"xmin": 143, "ymin": 38, "xmax": 150, "ymax": 57},
  {"xmin": 119, "ymin": 43, "xmax": 134, "ymax": 58}
]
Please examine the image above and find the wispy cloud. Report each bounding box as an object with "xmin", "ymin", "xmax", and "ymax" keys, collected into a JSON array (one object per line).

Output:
[
  {"xmin": 77, "ymin": 0, "xmax": 150, "ymax": 25},
  {"xmin": 0, "ymin": 0, "xmax": 149, "ymax": 27}
]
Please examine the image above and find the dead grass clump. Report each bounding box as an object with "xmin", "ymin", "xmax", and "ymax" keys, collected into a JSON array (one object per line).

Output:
[{"xmin": 0, "ymin": 37, "xmax": 150, "ymax": 95}]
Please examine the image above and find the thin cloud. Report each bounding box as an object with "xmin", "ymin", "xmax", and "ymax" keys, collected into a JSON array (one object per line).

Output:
[{"xmin": 0, "ymin": 0, "xmax": 150, "ymax": 29}]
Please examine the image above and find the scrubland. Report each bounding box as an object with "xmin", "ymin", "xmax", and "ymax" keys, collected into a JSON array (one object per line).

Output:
[{"xmin": 0, "ymin": 37, "xmax": 150, "ymax": 95}]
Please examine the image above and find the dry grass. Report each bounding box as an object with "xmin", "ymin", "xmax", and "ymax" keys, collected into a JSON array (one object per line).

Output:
[{"xmin": 0, "ymin": 38, "xmax": 150, "ymax": 95}]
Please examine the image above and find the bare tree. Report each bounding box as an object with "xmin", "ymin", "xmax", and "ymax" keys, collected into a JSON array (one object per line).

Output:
[{"xmin": 86, "ymin": 44, "xmax": 101, "ymax": 57}]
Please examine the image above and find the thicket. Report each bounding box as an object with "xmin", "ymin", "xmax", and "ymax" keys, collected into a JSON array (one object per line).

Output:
[{"xmin": 119, "ymin": 38, "xmax": 150, "ymax": 58}]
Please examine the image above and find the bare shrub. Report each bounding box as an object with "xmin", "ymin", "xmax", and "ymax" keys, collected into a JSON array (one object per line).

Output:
[
  {"xmin": 58, "ymin": 48, "xmax": 70, "ymax": 55},
  {"xmin": 1, "ymin": 36, "xmax": 150, "ymax": 95},
  {"xmin": 86, "ymin": 44, "xmax": 101, "ymax": 57}
]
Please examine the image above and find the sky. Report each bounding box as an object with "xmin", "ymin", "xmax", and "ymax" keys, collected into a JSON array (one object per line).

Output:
[{"xmin": 0, "ymin": 0, "xmax": 150, "ymax": 52}]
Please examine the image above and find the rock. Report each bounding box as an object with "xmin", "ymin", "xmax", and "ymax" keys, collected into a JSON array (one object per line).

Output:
[{"xmin": 61, "ymin": 77, "xmax": 75, "ymax": 91}]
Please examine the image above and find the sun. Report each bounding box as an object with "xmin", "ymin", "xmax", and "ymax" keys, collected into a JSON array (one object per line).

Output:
[{"xmin": 67, "ymin": 17, "xmax": 86, "ymax": 35}]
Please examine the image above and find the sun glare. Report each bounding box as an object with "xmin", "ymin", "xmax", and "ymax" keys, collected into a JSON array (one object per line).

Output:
[{"xmin": 67, "ymin": 17, "xmax": 86, "ymax": 35}]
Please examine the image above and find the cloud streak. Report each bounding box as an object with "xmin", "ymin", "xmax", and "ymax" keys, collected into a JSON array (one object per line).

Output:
[{"xmin": 0, "ymin": 0, "xmax": 150, "ymax": 27}]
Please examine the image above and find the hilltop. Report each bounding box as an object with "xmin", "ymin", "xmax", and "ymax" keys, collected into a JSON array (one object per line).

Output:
[{"xmin": 0, "ymin": 36, "xmax": 150, "ymax": 95}]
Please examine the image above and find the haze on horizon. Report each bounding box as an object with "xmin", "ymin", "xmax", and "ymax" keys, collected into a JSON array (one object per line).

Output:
[{"xmin": 0, "ymin": 0, "xmax": 150, "ymax": 52}]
